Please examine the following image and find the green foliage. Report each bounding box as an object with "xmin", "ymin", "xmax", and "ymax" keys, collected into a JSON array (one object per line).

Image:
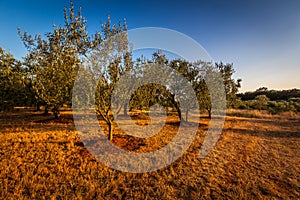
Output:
[
  {"xmin": 168, "ymin": 59, "xmax": 199, "ymax": 121},
  {"xmin": 193, "ymin": 61, "xmax": 239, "ymax": 118},
  {"xmin": 238, "ymin": 95, "xmax": 300, "ymax": 114},
  {"xmin": 267, "ymin": 98, "xmax": 300, "ymax": 114},
  {"xmin": 18, "ymin": 1, "xmax": 98, "ymax": 118},
  {"xmin": 89, "ymin": 16, "xmax": 129, "ymax": 140},
  {"xmin": 0, "ymin": 48, "xmax": 32, "ymax": 111},
  {"xmin": 230, "ymin": 98, "xmax": 247, "ymax": 109},
  {"xmin": 253, "ymin": 95, "xmax": 270, "ymax": 110},
  {"xmin": 238, "ymin": 87, "xmax": 300, "ymax": 101},
  {"xmin": 216, "ymin": 62, "xmax": 242, "ymax": 108},
  {"xmin": 128, "ymin": 52, "xmax": 205, "ymax": 121},
  {"xmin": 128, "ymin": 55, "xmax": 238, "ymax": 119},
  {"xmin": 237, "ymin": 87, "xmax": 300, "ymax": 114},
  {"xmin": 193, "ymin": 62, "xmax": 213, "ymax": 118},
  {"xmin": 2, "ymin": 0, "xmax": 243, "ymax": 138}
]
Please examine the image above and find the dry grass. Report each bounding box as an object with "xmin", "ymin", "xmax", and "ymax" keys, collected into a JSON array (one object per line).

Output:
[
  {"xmin": 226, "ymin": 109, "xmax": 300, "ymax": 120},
  {"xmin": 0, "ymin": 108, "xmax": 299, "ymax": 199}
]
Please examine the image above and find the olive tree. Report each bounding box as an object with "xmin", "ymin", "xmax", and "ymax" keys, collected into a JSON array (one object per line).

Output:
[
  {"xmin": 89, "ymin": 17, "xmax": 129, "ymax": 140},
  {"xmin": 0, "ymin": 47, "xmax": 31, "ymax": 110},
  {"xmin": 19, "ymin": 1, "xmax": 98, "ymax": 118}
]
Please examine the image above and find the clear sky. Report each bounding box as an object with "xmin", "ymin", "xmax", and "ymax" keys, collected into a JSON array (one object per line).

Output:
[{"xmin": 0, "ymin": 0, "xmax": 299, "ymax": 92}]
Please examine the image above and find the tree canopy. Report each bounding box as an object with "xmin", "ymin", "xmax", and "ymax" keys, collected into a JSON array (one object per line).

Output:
[{"xmin": 0, "ymin": 1, "xmax": 243, "ymax": 140}]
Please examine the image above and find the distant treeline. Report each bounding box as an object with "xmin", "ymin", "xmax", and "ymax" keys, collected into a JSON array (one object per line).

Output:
[
  {"xmin": 234, "ymin": 87, "xmax": 300, "ymax": 113},
  {"xmin": 238, "ymin": 87, "xmax": 300, "ymax": 101}
]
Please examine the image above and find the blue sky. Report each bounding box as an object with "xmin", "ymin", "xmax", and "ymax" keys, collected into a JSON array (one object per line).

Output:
[{"xmin": 0, "ymin": 0, "xmax": 299, "ymax": 92}]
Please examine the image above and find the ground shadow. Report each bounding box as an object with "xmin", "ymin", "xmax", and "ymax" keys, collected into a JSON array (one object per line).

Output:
[{"xmin": 224, "ymin": 117, "xmax": 300, "ymax": 139}]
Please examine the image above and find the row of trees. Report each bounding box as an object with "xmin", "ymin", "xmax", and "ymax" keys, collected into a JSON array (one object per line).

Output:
[
  {"xmin": 0, "ymin": 47, "xmax": 35, "ymax": 111},
  {"xmin": 236, "ymin": 88, "xmax": 300, "ymax": 113},
  {"xmin": 0, "ymin": 2, "xmax": 241, "ymax": 140},
  {"xmin": 234, "ymin": 94, "xmax": 300, "ymax": 113},
  {"xmin": 238, "ymin": 87, "xmax": 300, "ymax": 101}
]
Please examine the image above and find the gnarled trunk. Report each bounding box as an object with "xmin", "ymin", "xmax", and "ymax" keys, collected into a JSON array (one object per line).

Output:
[
  {"xmin": 108, "ymin": 122, "xmax": 113, "ymax": 141},
  {"xmin": 123, "ymin": 102, "xmax": 128, "ymax": 116},
  {"xmin": 207, "ymin": 108, "xmax": 211, "ymax": 119},
  {"xmin": 44, "ymin": 106, "xmax": 49, "ymax": 115},
  {"xmin": 52, "ymin": 106, "xmax": 60, "ymax": 119},
  {"xmin": 185, "ymin": 109, "xmax": 189, "ymax": 122},
  {"xmin": 171, "ymin": 94, "xmax": 182, "ymax": 122}
]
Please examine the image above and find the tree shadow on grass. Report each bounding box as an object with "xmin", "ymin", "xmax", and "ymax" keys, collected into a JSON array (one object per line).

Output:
[
  {"xmin": 224, "ymin": 117, "xmax": 300, "ymax": 139},
  {"xmin": 227, "ymin": 127, "xmax": 300, "ymax": 138}
]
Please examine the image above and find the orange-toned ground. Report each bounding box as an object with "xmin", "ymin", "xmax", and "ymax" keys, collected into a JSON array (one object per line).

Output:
[{"xmin": 0, "ymin": 108, "xmax": 299, "ymax": 199}]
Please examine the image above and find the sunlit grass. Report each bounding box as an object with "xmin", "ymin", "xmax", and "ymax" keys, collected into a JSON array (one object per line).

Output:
[
  {"xmin": 0, "ymin": 108, "xmax": 299, "ymax": 199},
  {"xmin": 226, "ymin": 109, "xmax": 300, "ymax": 120}
]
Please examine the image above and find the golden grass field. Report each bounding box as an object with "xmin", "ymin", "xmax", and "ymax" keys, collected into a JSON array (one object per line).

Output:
[{"xmin": 0, "ymin": 108, "xmax": 299, "ymax": 199}]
